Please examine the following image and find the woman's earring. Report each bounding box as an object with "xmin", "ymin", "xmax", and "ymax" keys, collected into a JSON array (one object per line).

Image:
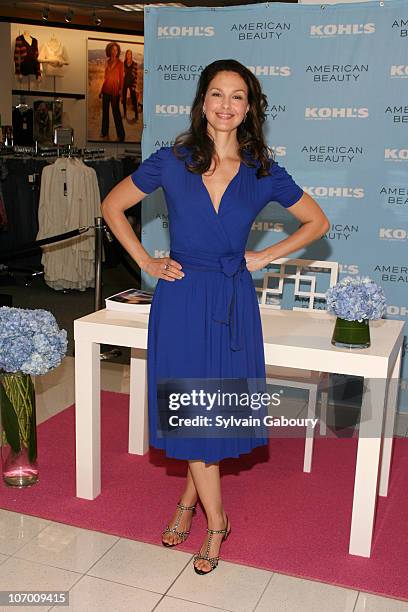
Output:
[
  {"xmin": 242, "ymin": 112, "xmax": 247, "ymax": 123},
  {"xmin": 202, "ymin": 107, "xmax": 206, "ymax": 119}
]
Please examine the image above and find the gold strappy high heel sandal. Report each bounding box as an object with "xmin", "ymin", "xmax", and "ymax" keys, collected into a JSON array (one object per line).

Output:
[
  {"xmin": 193, "ymin": 514, "xmax": 231, "ymax": 575},
  {"xmin": 161, "ymin": 501, "xmax": 197, "ymax": 547}
]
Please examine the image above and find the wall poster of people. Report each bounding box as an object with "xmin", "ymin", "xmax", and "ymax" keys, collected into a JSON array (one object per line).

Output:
[
  {"xmin": 87, "ymin": 37, "xmax": 144, "ymax": 143},
  {"xmin": 33, "ymin": 100, "xmax": 63, "ymax": 145}
]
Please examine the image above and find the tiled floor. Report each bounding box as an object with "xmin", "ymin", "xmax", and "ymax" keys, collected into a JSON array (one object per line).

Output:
[{"xmin": 1, "ymin": 357, "xmax": 408, "ymax": 612}]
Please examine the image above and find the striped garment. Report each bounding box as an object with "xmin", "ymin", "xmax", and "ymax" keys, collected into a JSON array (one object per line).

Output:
[{"xmin": 14, "ymin": 35, "xmax": 41, "ymax": 78}]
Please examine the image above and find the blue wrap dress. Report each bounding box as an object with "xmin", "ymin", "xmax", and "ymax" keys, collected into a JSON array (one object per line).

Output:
[{"xmin": 131, "ymin": 146, "xmax": 304, "ymax": 463}]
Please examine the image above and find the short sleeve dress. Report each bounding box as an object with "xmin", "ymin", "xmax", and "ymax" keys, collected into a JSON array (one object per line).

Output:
[{"xmin": 131, "ymin": 146, "xmax": 303, "ymax": 463}]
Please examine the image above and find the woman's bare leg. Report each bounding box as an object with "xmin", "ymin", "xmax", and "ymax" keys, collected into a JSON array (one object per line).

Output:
[
  {"xmin": 188, "ymin": 460, "xmax": 229, "ymax": 573},
  {"xmin": 162, "ymin": 464, "xmax": 198, "ymax": 546}
]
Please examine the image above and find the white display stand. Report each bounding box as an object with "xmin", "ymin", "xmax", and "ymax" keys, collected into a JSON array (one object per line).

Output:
[{"xmin": 74, "ymin": 308, "xmax": 404, "ymax": 558}]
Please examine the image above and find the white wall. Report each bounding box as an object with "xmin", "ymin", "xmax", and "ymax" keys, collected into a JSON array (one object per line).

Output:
[
  {"xmin": 9, "ymin": 23, "xmax": 143, "ymax": 152},
  {"xmin": 0, "ymin": 23, "xmax": 13, "ymax": 126}
]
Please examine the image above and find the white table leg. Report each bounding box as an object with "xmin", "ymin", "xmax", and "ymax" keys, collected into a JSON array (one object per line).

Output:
[
  {"xmin": 348, "ymin": 377, "xmax": 387, "ymax": 557},
  {"xmin": 303, "ymin": 387, "xmax": 317, "ymax": 473},
  {"xmin": 319, "ymin": 372, "xmax": 329, "ymax": 437},
  {"xmin": 128, "ymin": 347, "xmax": 149, "ymax": 455},
  {"xmin": 75, "ymin": 340, "xmax": 101, "ymax": 500},
  {"xmin": 379, "ymin": 346, "xmax": 402, "ymax": 497}
]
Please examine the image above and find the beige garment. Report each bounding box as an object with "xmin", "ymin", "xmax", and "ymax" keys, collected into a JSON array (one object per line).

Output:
[
  {"xmin": 38, "ymin": 37, "xmax": 69, "ymax": 77},
  {"xmin": 37, "ymin": 158, "xmax": 101, "ymax": 290}
]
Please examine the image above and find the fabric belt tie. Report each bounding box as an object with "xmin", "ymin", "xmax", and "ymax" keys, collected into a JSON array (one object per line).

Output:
[{"xmin": 169, "ymin": 250, "xmax": 247, "ymax": 351}]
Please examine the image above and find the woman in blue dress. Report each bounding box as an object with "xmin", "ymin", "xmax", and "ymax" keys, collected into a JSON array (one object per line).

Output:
[{"xmin": 101, "ymin": 59, "xmax": 329, "ymax": 575}]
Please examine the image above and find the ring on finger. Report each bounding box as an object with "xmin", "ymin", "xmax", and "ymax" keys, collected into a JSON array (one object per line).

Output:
[{"xmin": 164, "ymin": 263, "xmax": 169, "ymax": 270}]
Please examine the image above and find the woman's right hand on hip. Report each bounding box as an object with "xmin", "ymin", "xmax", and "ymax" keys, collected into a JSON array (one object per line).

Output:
[{"xmin": 143, "ymin": 257, "xmax": 184, "ymax": 281}]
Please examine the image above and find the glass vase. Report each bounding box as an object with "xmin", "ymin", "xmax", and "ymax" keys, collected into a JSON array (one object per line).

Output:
[
  {"xmin": 0, "ymin": 371, "xmax": 39, "ymax": 487},
  {"xmin": 331, "ymin": 317, "xmax": 370, "ymax": 349}
]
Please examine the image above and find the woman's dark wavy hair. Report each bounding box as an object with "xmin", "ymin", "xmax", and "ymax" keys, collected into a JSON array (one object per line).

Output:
[
  {"xmin": 172, "ymin": 59, "xmax": 274, "ymax": 178},
  {"xmin": 105, "ymin": 42, "xmax": 121, "ymax": 59}
]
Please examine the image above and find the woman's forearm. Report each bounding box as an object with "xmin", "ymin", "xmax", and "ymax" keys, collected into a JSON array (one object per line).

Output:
[
  {"xmin": 102, "ymin": 208, "xmax": 151, "ymax": 270},
  {"xmin": 261, "ymin": 218, "xmax": 329, "ymax": 264},
  {"xmin": 101, "ymin": 176, "xmax": 153, "ymax": 270}
]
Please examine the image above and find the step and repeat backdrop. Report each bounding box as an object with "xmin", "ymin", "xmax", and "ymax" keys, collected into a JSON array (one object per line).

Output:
[{"xmin": 140, "ymin": 0, "xmax": 407, "ymax": 411}]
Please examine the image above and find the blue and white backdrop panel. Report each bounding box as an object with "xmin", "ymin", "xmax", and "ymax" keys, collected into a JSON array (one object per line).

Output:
[{"xmin": 140, "ymin": 0, "xmax": 408, "ymax": 411}]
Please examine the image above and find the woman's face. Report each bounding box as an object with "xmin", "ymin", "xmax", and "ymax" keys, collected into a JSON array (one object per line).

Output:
[
  {"xmin": 126, "ymin": 50, "xmax": 132, "ymax": 62},
  {"xmin": 111, "ymin": 45, "xmax": 119, "ymax": 59},
  {"xmin": 203, "ymin": 70, "xmax": 250, "ymax": 136}
]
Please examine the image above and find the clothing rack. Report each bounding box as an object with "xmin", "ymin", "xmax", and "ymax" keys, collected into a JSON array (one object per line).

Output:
[
  {"xmin": 0, "ymin": 154, "xmax": 130, "ymax": 273},
  {"xmin": 0, "ymin": 145, "xmax": 106, "ymax": 160},
  {"xmin": 0, "ymin": 153, "xmax": 138, "ymax": 292}
]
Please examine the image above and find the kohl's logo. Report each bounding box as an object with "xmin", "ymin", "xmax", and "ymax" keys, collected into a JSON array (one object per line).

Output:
[
  {"xmin": 155, "ymin": 104, "xmax": 191, "ymax": 115},
  {"xmin": 305, "ymin": 107, "xmax": 368, "ymax": 119},
  {"xmin": 304, "ymin": 186, "xmax": 364, "ymax": 198},
  {"xmin": 339, "ymin": 264, "xmax": 359, "ymax": 275},
  {"xmin": 390, "ymin": 65, "xmax": 408, "ymax": 78},
  {"xmin": 310, "ymin": 23, "xmax": 375, "ymax": 37},
  {"xmin": 248, "ymin": 65, "xmax": 291, "ymax": 77},
  {"xmin": 268, "ymin": 145, "xmax": 286, "ymax": 157},
  {"xmin": 385, "ymin": 148, "xmax": 408, "ymax": 161},
  {"xmin": 157, "ymin": 25, "xmax": 215, "ymax": 38},
  {"xmin": 379, "ymin": 228, "xmax": 408, "ymax": 241},
  {"xmin": 252, "ymin": 221, "xmax": 284, "ymax": 232},
  {"xmin": 387, "ymin": 305, "xmax": 408, "ymax": 317}
]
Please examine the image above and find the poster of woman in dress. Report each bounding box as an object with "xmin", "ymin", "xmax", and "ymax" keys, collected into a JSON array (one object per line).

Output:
[{"xmin": 87, "ymin": 37, "xmax": 143, "ymax": 143}]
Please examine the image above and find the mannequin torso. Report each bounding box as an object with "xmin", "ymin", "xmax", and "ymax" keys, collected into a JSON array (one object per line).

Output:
[{"xmin": 23, "ymin": 31, "xmax": 33, "ymax": 46}]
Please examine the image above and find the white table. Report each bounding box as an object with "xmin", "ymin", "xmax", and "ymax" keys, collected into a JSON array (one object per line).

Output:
[{"xmin": 74, "ymin": 308, "xmax": 404, "ymax": 558}]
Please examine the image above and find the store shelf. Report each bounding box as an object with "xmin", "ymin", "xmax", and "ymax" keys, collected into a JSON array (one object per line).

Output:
[{"xmin": 12, "ymin": 89, "xmax": 85, "ymax": 100}]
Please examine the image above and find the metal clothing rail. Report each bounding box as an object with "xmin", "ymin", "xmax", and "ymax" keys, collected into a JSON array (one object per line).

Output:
[
  {"xmin": 0, "ymin": 226, "xmax": 91, "ymax": 262},
  {"xmin": 0, "ymin": 218, "xmax": 140, "ymax": 353}
]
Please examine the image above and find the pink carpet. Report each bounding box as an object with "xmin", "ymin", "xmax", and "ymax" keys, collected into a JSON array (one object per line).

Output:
[{"xmin": 1, "ymin": 391, "xmax": 408, "ymax": 601}]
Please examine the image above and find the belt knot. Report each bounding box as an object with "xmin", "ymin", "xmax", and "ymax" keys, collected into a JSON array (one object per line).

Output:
[
  {"xmin": 213, "ymin": 253, "xmax": 247, "ymax": 351},
  {"xmin": 169, "ymin": 250, "xmax": 248, "ymax": 351},
  {"xmin": 219, "ymin": 253, "xmax": 246, "ymax": 278}
]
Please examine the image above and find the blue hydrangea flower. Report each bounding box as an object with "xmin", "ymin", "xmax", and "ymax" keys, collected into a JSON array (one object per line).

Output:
[
  {"xmin": 0, "ymin": 307, "xmax": 67, "ymax": 375},
  {"xmin": 326, "ymin": 277, "xmax": 386, "ymax": 322}
]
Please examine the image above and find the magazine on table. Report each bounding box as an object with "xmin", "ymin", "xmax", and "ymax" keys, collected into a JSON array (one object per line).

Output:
[{"xmin": 105, "ymin": 288, "xmax": 153, "ymax": 313}]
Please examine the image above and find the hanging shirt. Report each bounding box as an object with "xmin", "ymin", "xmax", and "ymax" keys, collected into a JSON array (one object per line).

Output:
[
  {"xmin": 12, "ymin": 107, "xmax": 34, "ymax": 146},
  {"xmin": 38, "ymin": 38, "xmax": 69, "ymax": 77},
  {"xmin": 0, "ymin": 161, "xmax": 8, "ymax": 231},
  {"xmin": 101, "ymin": 59, "xmax": 124, "ymax": 97},
  {"xmin": 14, "ymin": 35, "xmax": 41, "ymax": 78},
  {"xmin": 36, "ymin": 158, "xmax": 101, "ymax": 291}
]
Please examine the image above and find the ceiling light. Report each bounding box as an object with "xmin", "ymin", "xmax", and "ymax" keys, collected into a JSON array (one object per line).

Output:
[
  {"xmin": 64, "ymin": 9, "xmax": 73, "ymax": 22},
  {"xmin": 93, "ymin": 10, "xmax": 102, "ymax": 26},
  {"xmin": 42, "ymin": 6, "xmax": 49, "ymax": 20}
]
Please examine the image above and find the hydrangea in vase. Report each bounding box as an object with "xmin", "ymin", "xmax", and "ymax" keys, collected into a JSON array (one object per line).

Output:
[
  {"xmin": 326, "ymin": 277, "xmax": 386, "ymax": 349},
  {"xmin": 0, "ymin": 307, "xmax": 67, "ymax": 487}
]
